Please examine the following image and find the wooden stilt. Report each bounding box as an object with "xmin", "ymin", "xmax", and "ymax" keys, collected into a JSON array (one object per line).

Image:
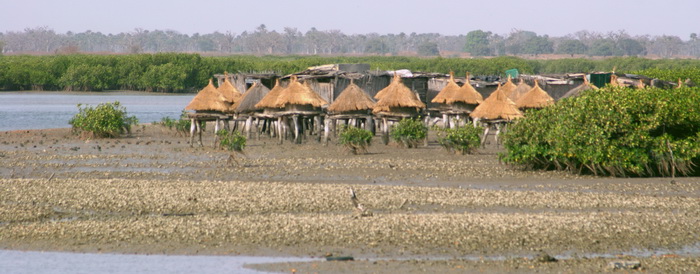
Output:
[
  {"xmin": 481, "ymin": 123, "xmax": 490, "ymax": 147},
  {"xmin": 245, "ymin": 116, "xmax": 253, "ymax": 138},
  {"xmin": 323, "ymin": 118, "xmax": 331, "ymax": 145},
  {"xmin": 189, "ymin": 118, "xmax": 196, "ymax": 147},
  {"xmin": 382, "ymin": 118, "xmax": 389, "ymax": 145},
  {"xmin": 292, "ymin": 115, "xmax": 300, "ymax": 144},
  {"xmin": 277, "ymin": 117, "xmax": 284, "ymax": 144}
]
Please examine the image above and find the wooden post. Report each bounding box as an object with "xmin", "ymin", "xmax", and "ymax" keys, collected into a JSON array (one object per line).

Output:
[
  {"xmin": 324, "ymin": 117, "xmax": 331, "ymax": 145},
  {"xmin": 481, "ymin": 123, "xmax": 490, "ymax": 147},
  {"xmin": 245, "ymin": 116, "xmax": 253, "ymax": 138},
  {"xmin": 292, "ymin": 115, "xmax": 301, "ymax": 144},
  {"xmin": 442, "ymin": 113, "xmax": 449, "ymax": 129},
  {"xmin": 213, "ymin": 118, "xmax": 221, "ymax": 148},
  {"xmin": 314, "ymin": 115, "xmax": 322, "ymax": 142},
  {"xmin": 277, "ymin": 116, "xmax": 284, "ymax": 144},
  {"xmin": 189, "ymin": 118, "xmax": 196, "ymax": 147},
  {"xmin": 365, "ymin": 115, "xmax": 374, "ymax": 134},
  {"xmin": 382, "ymin": 117, "xmax": 389, "ymax": 145}
]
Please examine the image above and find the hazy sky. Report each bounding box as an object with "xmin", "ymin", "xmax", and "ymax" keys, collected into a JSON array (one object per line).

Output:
[{"xmin": 2, "ymin": 0, "xmax": 697, "ymax": 39}]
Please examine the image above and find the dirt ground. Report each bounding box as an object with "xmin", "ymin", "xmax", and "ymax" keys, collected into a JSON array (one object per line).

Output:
[{"xmin": 1, "ymin": 124, "xmax": 699, "ymax": 273}]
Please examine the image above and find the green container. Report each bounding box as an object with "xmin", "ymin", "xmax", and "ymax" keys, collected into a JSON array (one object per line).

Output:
[
  {"xmin": 590, "ymin": 73, "xmax": 612, "ymax": 88},
  {"xmin": 505, "ymin": 69, "xmax": 519, "ymax": 79}
]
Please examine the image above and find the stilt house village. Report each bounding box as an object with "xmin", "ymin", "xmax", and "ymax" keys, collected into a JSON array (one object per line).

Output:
[{"xmin": 184, "ymin": 63, "xmax": 691, "ymax": 146}]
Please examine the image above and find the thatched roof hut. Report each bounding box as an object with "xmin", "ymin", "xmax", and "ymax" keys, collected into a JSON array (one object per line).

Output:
[
  {"xmin": 560, "ymin": 75, "xmax": 597, "ymax": 99},
  {"xmin": 431, "ymin": 72, "xmax": 483, "ymax": 114},
  {"xmin": 373, "ymin": 74, "xmax": 426, "ymax": 116},
  {"xmin": 431, "ymin": 72, "xmax": 462, "ymax": 105},
  {"xmin": 327, "ymin": 80, "xmax": 375, "ymax": 114},
  {"xmin": 255, "ymin": 79, "xmax": 286, "ymax": 110},
  {"xmin": 516, "ymin": 80, "xmax": 554, "ymax": 110},
  {"xmin": 217, "ymin": 74, "xmax": 243, "ymax": 108},
  {"xmin": 470, "ymin": 83, "xmax": 523, "ymax": 121},
  {"xmin": 500, "ymin": 75, "xmax": 517, "ymax": 98},
  {"xmin": 185, "ymin": 79, "xmax": 230, "ymax": 112},
  {"xmin": 508, "ymin": 78, "xmax": 531, "ymax": 102},
  {"xmin": 231, "ymin": 82, "xmax": 271, "ymax": 114},
  {"xmin": 273, "ymin": 75, "xmax": 328, "ymax": 110}
]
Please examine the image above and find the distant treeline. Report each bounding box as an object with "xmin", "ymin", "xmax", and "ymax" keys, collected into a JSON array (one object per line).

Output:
[{"xmin": 1, "ymin": 53, "xmax": 699, "ymax": 92}]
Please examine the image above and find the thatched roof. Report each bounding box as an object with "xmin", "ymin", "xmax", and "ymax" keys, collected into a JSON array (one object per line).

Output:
[
  {"xmin": 273, "ymin": 75, "xmax": 328, "ymax": 108},
  {"xmin": 560, "ymin": 76, "xmax": 598, "ymax": 99},
  {"xmin": 217, "ymin": 74, "xmax": 243, "ymax": 105},
  {"xmin": 327, "ymin": 80, "xmax": 375, "ymax": 113},
  {"xmin": 431, "ymin": 72, "xmax": 462, "ymax": 104},
  {"xmin": 185, "ymin": 79, "xmax": 230, "ymax": 112},
  {"xmin": 232, "ymin": 82, "xmax": 271, "ymax": 114},
  {"xmin": 500, "ymin": 75, "xmax": 517, "ymax": 98},
  {"xmin": 432, "ymin": 72, "xmax": 484, "ymax": 105},
  {"xmin": 469, "ymin": 83, "xmax": 523, "ymax": 121},
  {"xmin": 373, "ymin": 74, "xmax": 426, "ymax": 113},
  {"xmin": 516, "ymin": 80, "xmax": 554, "ymax": 109},
  {"xmin": 254, "ymin": 79, "xmax": 286, "ymax": 109},
  {"xmin": 457, "ymin": 73, "xmax": 485, "ymax": 105},
  {"xmin": 508, "ymin": 78, "xmax": 531, "ymax": 102}
]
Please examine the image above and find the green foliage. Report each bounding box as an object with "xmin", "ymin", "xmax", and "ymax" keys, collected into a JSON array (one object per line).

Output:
[
  {"xmin": 436, "ymin": 126, "xmax": 483, "ymax": 154},
  {"xmin": 338, "ymin": 126, "xmax": 373, "ymax": 154},
  {"xmin": 217, "ymin": 129, "xmax": 246, "ymax": 152},
  {"xmin": 501, "ymin": 86, "xmax": 700, "ymax": 177},
  {"xmin": 157, "ymin": 111, "xmax": 191, "ymax": 135},
  {"xmin": 4, "ymin": 54, "xmax": 700, "ymax": 92},
  {"xmin": 417, "ymin": 42, "xmax": 440, "ymax": 56},
  {"xmin": 464, "ymin": 30, "xmax": 492, "ymax": 56},
  {"xmin": 69, "ymin": 101, "xmax": 138, "ymax": 138},
  {"xmin": 555, "ymin": 39, "xmax": 588, "ymax": 55},
  {"xmin": 390, "ymin": 118, "xmax": 428, "ymax": 148},
  {"xmin": 631, "ymin": 67, "xmax": 700, "ymax": 86}
]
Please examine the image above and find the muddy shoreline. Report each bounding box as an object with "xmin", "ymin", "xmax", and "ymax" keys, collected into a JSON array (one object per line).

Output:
[{"xmin": 1, "ymin": 125, "xmax": 699, "ymax": 273}]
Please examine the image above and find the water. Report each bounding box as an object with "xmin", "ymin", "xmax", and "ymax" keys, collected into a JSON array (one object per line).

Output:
[
  {"xmin": 0, "ymin": 250, "xmax": 317, "ymax": 274},
  {"xmin": 0, "ymin": 92, "xmax": 195, "ymax": 131}
]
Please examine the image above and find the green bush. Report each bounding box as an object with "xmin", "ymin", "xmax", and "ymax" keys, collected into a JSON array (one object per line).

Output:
[
  {"xmin": 69, "ymin": 101, "xmax": 138, "ymax": 138},
  {"xmin": 157, "ymin": 111, "xmax": 191, "ymax": 135},
  {"xmin": 390, "ymin": 118, "xmax": 428, "ymax": 148},
  {"xmin": 339, "ymin": 126, "xmax": 373, "ymax": 154},
  {"xmin": 437, "ymin": 126, "xmax": 483, "ymax": 154},
  {"xmin": 217, "ymin": 129, "xmax": 246, "ymax": 152},
  {"xmin": 501, "ymin": 86, "xmax": 700, "ymax": 177}
]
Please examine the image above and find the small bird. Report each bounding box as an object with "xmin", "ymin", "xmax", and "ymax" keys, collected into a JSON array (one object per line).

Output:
[{"xmin": 349, "ymin": 187, "xmax": 372, "ymax": 217}]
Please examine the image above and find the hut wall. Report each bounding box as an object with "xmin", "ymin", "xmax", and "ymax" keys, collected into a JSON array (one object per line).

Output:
[
  {"xmin": 427, "ymin": 78, "xmax": 450, "ymax": 109},
  {"xmin": 305, "ymin": 81, "xmax": 335, "ymax": 103}
]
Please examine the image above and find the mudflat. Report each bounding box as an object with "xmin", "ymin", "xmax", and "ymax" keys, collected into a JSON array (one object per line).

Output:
[{"xmin": 1, "ymin": 124, "xmax": 699, "ymax": 273}]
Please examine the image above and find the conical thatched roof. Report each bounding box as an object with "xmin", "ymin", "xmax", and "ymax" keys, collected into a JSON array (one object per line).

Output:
[
  {"xmin": 273, "ymin": 75, "xmax": 328, "ymax": 108},
  {"xmin": 560, "ymin": 75, "xmax": 598, "ymax": 99},
  {"xmin": 217, "ymin": 74, "xmax": 243, "ymax": 105},
  {"xmin": 508, "ymin": 78, "xmax": 531, "ymax": 102},
  {"xmin": 457, "ymin": 73, "xmax": 485, "ymax": 105},
  {"xmin": 373, "ymin": 74, "xmax": 426, "ymax": 113},
  {"xmin": 185, "ymin": 79, "xmax": 229, "ymax": 112},
  {"xmin": 516, "ymin": 80, "xmax": 554, "ymax": 109},
  {"xmin": 469, "ymin": 83, "xmax": 523, "ymax": 121},
  {"xmin": 232, "ymin": 82, "xmax": 271, "ymax": 114},
  {"xmin": 255, "ymin": 79, "xmax": 286, "ymax": 109},
  {"xmin": 327, "ymin": 80, "xmax": 375, "ymax": 114},
  {"xmin": 500, "ymin": 75, "xmax": 517, "ymax": 98},
  {"xmin": 431, "ymin": 72, "xmax": 462, "ymax": 104},
  {"xmin": 432, "ymin": 72, "xmax": 483, "ymax": 105}
]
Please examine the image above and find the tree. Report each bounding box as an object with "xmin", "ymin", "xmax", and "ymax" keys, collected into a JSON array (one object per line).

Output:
[
  {"xmin": 617, "ymin": 38, "xmax": 645, "ymax": 56},
  {"xmin": 556, "ymin": 39, "xmax": 587, "ymax": 55},
  {"xmin": 417, "ymin": 41, "xmax": 439, "ymax": 56},
  {"xmin": 588, "ymin": 39, "xmax": 619, "ymax": 56},
  {"xmin": 464, "ymin": 30, "xmax": 492, "ymax": 56},
  {"xmin": 365, "ymin": 38, "xmax": 388, "ymax": 54},
  {"xmin": 521, "ymin": 35, "xmax": 553, "ymax": 55}
]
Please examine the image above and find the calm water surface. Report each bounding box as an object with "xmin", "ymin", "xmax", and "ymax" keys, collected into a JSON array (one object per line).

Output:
[
  {"xmin": 0, "ymin": 92, "xmax": 195, "ymax": 131},
  {"xmin": 0, "ymin": 250, "xmax": 316, "ymax": 274}
]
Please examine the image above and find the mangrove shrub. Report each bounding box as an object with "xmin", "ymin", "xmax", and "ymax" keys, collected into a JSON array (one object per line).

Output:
[
  {"xmin": 501, "ymin": 86, "xmax": 700, "ymax": 177},
  {"xmin": 391, "ymin": 118, "xmax": 428, "ymax": 148},
  {"xmin": 69, "ymin": 101, "xmax": 138, "ymax": 138}
]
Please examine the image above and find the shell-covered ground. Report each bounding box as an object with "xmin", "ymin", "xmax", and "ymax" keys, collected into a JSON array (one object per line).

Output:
[{"xmin": 1, "ymin": 124, "xmax": 699, "ymax": 273}]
